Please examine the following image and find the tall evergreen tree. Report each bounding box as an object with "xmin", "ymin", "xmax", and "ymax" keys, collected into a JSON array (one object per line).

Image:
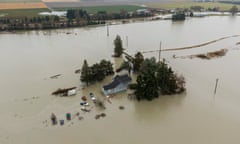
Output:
[
  {"xmin": 80, "ymin": 60, "xmax": 90, "ymax": 86},
  {"xmin": 114, "ymin": 35, "xmax": 123, "ymax": 57}
]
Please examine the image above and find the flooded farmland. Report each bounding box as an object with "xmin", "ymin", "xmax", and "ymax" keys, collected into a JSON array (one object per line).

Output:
[{"xmin": 1, "ymin": 16, "xmax": 240, "ymax": 144}]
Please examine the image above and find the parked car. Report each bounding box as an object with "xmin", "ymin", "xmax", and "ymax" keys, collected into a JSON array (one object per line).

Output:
[
  {"xmin": 80, "ymin": 101, "xmax": 89, "ymax": 106},
  {"xmin": 89, "ymin": 92, "xmax": 96, "ymax": 103}
]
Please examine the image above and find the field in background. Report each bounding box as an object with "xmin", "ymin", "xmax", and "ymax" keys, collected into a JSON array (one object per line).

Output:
[
  {"xmin": 0, "ymin": 0, "xmax": 48, "ymax": 17},
  {"xmin": 0, "ymin": 5, "xmax": 141, "ymax": 17},
  {"xmin": 0, "ymin": 8, "xmax": 50, "ymax": 17},
  {"xmin": 147, "ymin": 2, "xmax": 240, "ymax": 11},
  {"xmin": 54, "ymin": 5, "xmax": 142, "ymax": 14},
  {"xmin": 1, "ymin": 1, "xmax": 240, "ymax": 17},
  {"xmin": 0, "ymin": 2, "xmax": 48, "ymax": 10},
  {"xmin": 0, "ymin": 0, "xmax": 41, "ymax": 2}
]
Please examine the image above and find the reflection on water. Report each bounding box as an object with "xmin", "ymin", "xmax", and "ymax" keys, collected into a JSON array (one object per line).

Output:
[
  {"xmin": 1, "ymin": 16, "xmax": 240, "ymax": 144},
  {"xmin": 134, "ymin": 94, "xmax": 186, "ymax": 122}
]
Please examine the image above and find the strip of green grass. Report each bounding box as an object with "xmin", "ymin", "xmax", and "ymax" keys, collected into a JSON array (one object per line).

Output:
[
  {"xmin": 0, "ymin": 8, "xmax": 50, "ymax": 17},
  {"xmin": 147, "ymin": 2, "xmax": 240, "ymax": 11},
  {"xmin": 54, "ymin": 5, "xmax": 143, "ymax": 14}
]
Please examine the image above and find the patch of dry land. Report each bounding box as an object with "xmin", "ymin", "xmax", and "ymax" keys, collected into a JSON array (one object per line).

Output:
[
  {"xmin": 0, "ymin": 2, "xmax": 47, "ymax": 10},
  {"xmin": 175, "ymin": 49, "xmax": 228, "ymax": 60}
]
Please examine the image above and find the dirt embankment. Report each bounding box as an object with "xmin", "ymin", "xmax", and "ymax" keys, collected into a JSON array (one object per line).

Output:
[
  {"xmin": 174, "ymin": 49, "xmax": 228, "ymax": 60},
  {"xmin": 142, "ymin": 35, "xmax": 240, "ymax": 53},
  {"xmin": 0, "ymin": 2, "xmax": 48, "ymax": 10}
]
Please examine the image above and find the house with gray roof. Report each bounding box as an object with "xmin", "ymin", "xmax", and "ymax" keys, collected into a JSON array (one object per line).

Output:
[{"xmin": 102, "ymin": 74, "xmax": 132, "ymax": 95}]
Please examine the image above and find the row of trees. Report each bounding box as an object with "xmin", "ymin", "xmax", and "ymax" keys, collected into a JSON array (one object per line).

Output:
[
  {"xmin": 130, "ymin": 57, "xmax": 186, "ymax": 101},
  {"xmin": 80, "ymin": 35, "xmax": 124, "ymax": 86},
  {"xmin": 80, "ymin": 34, "xmax": 125, "ymax": 85},
  {"xmin": 0, "ymin": 15, "xmax": 63, "ymax": 30},
  {"xmin": 0, "ymin": 8, "xmax": 154, "ymax": 31},
  {"xmin": 174, "ymin": 5, "xmax": 239, "ymax": 16},
  {"xmin": 66, "ymin": 9, "xmax": 89, "ymax": 20},
  {"xmin": 80, "ymin": 59, "xmax": 114, "ymax": 86},
  {"xmin": 0, "ymin": 16, "xmax": 60, "ymax": 25}
]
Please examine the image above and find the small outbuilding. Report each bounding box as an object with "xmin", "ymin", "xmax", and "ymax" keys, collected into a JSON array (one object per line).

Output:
[{"xmin": 102, "ymin": 74, "xmax": 132, "ymax": 95}]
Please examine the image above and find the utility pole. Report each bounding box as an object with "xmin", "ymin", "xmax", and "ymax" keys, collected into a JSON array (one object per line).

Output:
[
  {"xmin": 159, "ymin": 41, "xmax": 162, "ymax": 62},
  {"xmin": 214, "ymin": 78, "xmax": 219, "ymax": 95},
  {"xmin": 126, "ymin": 36, "xmax": 128, "ymax": 48},
  {"xmin": 107, "ymin": 23, "xmax": 109, "ymax": 36}
]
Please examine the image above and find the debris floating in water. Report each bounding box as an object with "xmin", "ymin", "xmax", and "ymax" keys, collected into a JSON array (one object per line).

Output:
[
  {"xmin": 100, "ymin": 113, "xmax": 106, "ymax": 117},
  {"xmin": 52, "ymin": 87, "xmax": 77, "ymax": 96},
  {"xmin": 75, "ymin": 69, "xmax": 81, "ymax": 74},
  {"xmin": 119, "ymin": 106, "xmax": 125, "ymax": 110},
  {"xmin": 51, "ymin": 113, "xmax": 57, "ymax": 125},
  {"xmin": 50, "ymin": 74, "xmax": 61, "ymax": 79},
  {"xmin": 81, "ymin": 107, "xmax": 91, "ymax": 112},
  {"xmin": 78, "ymin": 116, "xmax": 84, "ymax": 120},
  {"xmin": 95, "ymin": 113, "xmax": 107, "ymax": 120},
  {"xmin": 95, "ymin": 115, "xmax": 101, "ymax": 120},
  {"xmin": 76, "ymin": 112, "xmax": 80, "ymax": 116},
  {"xmin": 60, "ymin": 120, "xmax": 64, "ymax": 126}
]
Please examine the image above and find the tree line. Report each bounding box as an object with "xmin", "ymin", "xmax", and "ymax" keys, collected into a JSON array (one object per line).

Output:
[
  {"xmin": 80, "ymin": 59, "xmax": 114, "ymax": 86},
  {"xmin": 133, "ymin": 57, "xmax": 185, "ymax": 101},
  {"xmin": 0, "ymin": 16, "xmax": 61, "ymax": 30},
  {"xmin": 80, "ymin": 35, "xmax": 125, "ymax": 85},
  {"xmin": 0, "ymin": 8, "xmax": 153, "ymax": 31}
]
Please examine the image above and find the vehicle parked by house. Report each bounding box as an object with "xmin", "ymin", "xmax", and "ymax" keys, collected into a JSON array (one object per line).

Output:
[{"xmin": 89, "ymin": 92, "xmax": 97, "ymax": 103}]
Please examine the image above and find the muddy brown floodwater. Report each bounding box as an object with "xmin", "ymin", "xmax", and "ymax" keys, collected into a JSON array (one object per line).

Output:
[{"xmin": 1, "ymin": 16, "xmax": 240, "ymax": 144}]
